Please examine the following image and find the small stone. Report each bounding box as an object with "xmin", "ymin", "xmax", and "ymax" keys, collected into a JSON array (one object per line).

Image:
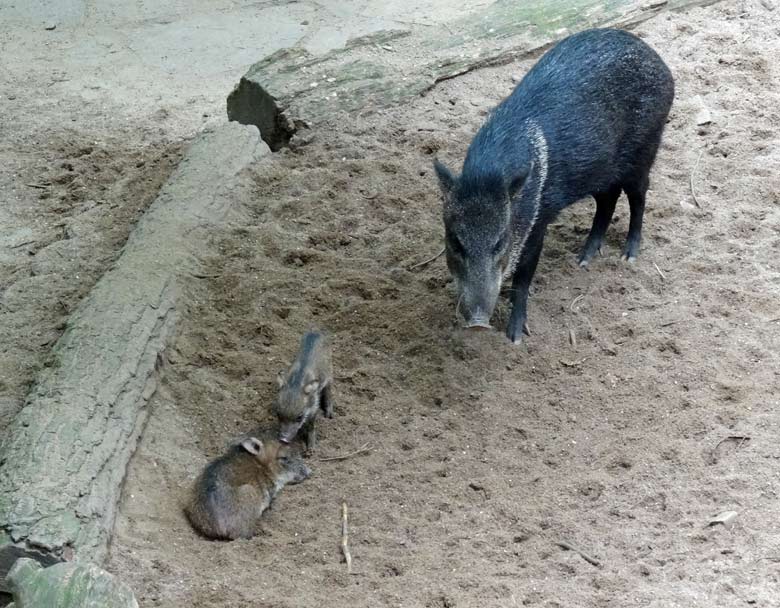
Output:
[
  {"xmin": 695, "ymin": 107, "xmax": 712, "ymax": 126},
  {"xmin": 511, "ymin": 75, "xmax": 521, "ymax": 83},
  {"xmin": 709, "ymin": 510, "xmax": 739, "ymax": 528},
  {"xmin": 44, "ymin": 22, "xmax": 57, "ymax": 30}
]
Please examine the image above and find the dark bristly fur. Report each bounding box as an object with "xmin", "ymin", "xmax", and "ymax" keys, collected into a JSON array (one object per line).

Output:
[
  {"xmin": 185, "ymin": 437, "xmax": 310, "ymax": 540},
  {"xmin": 434, "ymin": 28, "xmax": 674, "ymax": 343}
]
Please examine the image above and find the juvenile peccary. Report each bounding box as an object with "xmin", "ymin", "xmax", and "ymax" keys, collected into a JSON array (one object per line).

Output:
[
  {"xmin": 434, "ymin": 28, "xmax": 674, "ymax": 343},
  {"xmin": 274, "ymin": 330, "xmax": 334, "ymax": 452},
  {"xmin": 185, "ymin": 436, "xmax": 310, "ymax": 540}
]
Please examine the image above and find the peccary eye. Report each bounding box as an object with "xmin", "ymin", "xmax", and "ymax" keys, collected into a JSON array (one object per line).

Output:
[
  {"xmin": 296, "ymin": 415, "xmax": 304, "ymax": 423},
  {"xmin": 449, "ymin": 234, "xmax": 465, "ymax": 256},
  {"xmin": 492, "ymin": 235, "xmax": 508, "ymax": 256}
]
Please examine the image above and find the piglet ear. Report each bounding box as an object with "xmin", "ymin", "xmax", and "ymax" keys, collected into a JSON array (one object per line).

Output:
[
  {"xmin": 303, "ymin": 381, "xmax": 320, "ymax": 395},
  {"xmin": 433, "ymin": 159, "xmax": 457, "ymax": 200},
  {"xmin": 241, "ymin": 437, "xmax": 264, "ymax": 456}
]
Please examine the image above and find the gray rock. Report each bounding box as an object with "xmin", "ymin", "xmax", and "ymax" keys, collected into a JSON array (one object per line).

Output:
[{"xmin": 6, "ymin": 558, "xmax": 138, "ymax": 608}]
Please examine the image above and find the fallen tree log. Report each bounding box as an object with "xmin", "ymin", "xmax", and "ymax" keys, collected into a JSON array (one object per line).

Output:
[
  {"xmin": 227, "ymin": 0, "xmax": 724, "ymax": 149},
  {"xmin": 0, "ymin": 122, "xmax": 268, "ymax": 591}
]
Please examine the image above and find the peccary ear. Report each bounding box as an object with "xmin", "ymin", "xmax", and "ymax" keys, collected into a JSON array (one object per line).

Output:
[
  {"xmin": 433, "ymin": 159, "xmax": 457, "ymax": 199},
  {"xmin": 241, "ymin": 437, "xmax": 264, "ymax": 456},
  {"xmin": 276, "ymin": 370, "xmax": 285, "ymax": 388},
  {"xmin": 303, "ymin": 381, "xmax": 319, "ymax": 395},
  {"xmin": 506, "ymin": 166, "xmax": 530, "ymax": 200}
]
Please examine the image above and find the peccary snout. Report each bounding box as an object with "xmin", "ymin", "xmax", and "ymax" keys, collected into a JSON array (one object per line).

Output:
[
  {"xmin": 458, "ymin": 271, "xmax": 502, "ymax": 330},
  {"xmin": 278, "ymin": 420, "xmax": 304, "ymax": 445}
]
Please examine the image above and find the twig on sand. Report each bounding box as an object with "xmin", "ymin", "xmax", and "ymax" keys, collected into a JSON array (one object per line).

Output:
[
  {"xmin": 559, "ymin": 357, "xmax": 588, "ymax": 368},
  {"xmin": 319, "ymin": 443, "xmax": 372, "ymax": 462},
  {"xmin": 556, "ymin": 541, "xmax": 601, "ymax": 568},
  {"xmin": 408, "ymin": 247, "xmax": 445, "ymax": 270},
  {"xmin": 570, "ymin": 294, "xmax": 584, "ymax": 312},
  {"xmin": 713, "ymin": 435, "xmax": 751, "ymax": 452},
  {"xmin": 653, "ymin": 262, "xmax": 666, "ymax": 281},
  {"xmin": 690, "ymin": 150, "xmax": 704, "ymax": 208},
  {"xmin": 26, "ymin": 183, "xmax": 50, "ymax": 189},
  {"xmin": 341, "ymin": 501, "xmax": 352, "ymax": 574},
  {"xmin": 568, "ymin": 328, "xmax": 577, "ymax": 347}
]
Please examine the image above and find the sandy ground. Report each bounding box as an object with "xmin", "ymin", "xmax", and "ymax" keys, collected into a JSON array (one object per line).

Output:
[{"xmin": 102, "ymin": 1, "xmax": 780, "ymax": 607}]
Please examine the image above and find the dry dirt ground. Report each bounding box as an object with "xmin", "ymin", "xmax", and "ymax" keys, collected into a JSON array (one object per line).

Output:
[
  {"xmin": 7, "ymin": 0, "xmax": 780, "ymax": 606},
  {"xmin": 106, "ymin": 2, "xmax": 780, "ymax": 606}
]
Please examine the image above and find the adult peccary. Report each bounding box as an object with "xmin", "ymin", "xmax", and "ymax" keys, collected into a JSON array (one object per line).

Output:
[
  {"xmin": 274, "ymin": 330, "xmax": 334, "ymax": 453},
  {"xmin": 434, "ymin": 28, "xmax": 674, "ymax": 343},
  {"xmin": 185, "ymin": 436, "xmax": 310, "ymax": 540}
]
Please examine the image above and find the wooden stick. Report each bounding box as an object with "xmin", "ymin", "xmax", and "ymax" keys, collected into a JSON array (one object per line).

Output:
[
  {"xmin": 341, "ymin": 501, "xmax": 352, "ymax": 574},
  {"xmin": 556, "ymin": 541, "xmax": 601, "ymax": 567},
  {"xmin": 559, "ymin": 357, "xmax": 588, "ymax": 368},
  {"xmin": 319, "ymin": 443, "xmax": 372, "ymax": 462},
  {"xmin": 568, "ymin": 328, "xmax": 577, "ymax": 347},
  {"xmin": 653, "ymin": 262, "xmax": 666, "ymax": 281},
  {"xmin": 570, "ymin": 294, "xmax": 584, "ymax": 312},
  {"xmin": 408, "ymin": 247, "xmax": 445, "ymax": 270},
  {"xmin": 690, "ymin": 150, "xmax": 704, "ymax": 208},
  {"xmin": 713, "ymin": 435, "xmax": 751, "ymax": 452}
]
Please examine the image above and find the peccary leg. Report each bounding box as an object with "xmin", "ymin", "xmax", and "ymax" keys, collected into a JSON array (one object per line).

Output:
[
  {"xmin": 622, "ymin": 177, "xmax": 648, "ymax": 262},
  {"xmin": 303, "ymin": 418, "xmax": 317, "ymax": 455},
  {"xmin": 578, "ymin": 185, "xmax": 621, "ymax": 267},
  {"xmin": 320, "ymin": 383, "xmax": 334, "ymax": 419},
  {"xmin": 506, "ymin": 228, "xmax": 545, "ymax": 344}
]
